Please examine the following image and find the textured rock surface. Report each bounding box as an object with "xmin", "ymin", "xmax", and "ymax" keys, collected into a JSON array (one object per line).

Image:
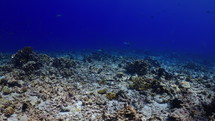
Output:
[{"xmin": 0, "ymin": 48, "xmax": 214, "ymax": 120}]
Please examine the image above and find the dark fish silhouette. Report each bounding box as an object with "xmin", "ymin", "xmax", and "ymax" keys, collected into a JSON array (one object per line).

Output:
[{"xmin": 206, "ymin": 10, "xmax": 214, "ymax": 14}]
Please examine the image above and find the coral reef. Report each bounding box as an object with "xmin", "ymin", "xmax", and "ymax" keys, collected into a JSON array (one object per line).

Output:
[
  {"xmin": 104, "ymin": 104, "xmax": 142, "ymax": 121},
  {"xmin": 125, "ymin": 60, "xmax": 148, "ymax": 76},
  {"xmin": 155, "ymin": 68, "xmax": 172, "ymax": 80},
  {"xmin": 4, "ymin": 106, "xmax": 15, "ymax": 117},
  {"xmin": 11, "ymin": 47, "xmax": 42, "ymax": 75},
  {"xmin": 2, "ymin": 86, "xmax": 11, "ymax": 95},
  {"xmin": 12, "ymin": 47, "xmax": 41, "ymax": 69},
  {"xmin": 51, "ymin": 57, "xmax": 76, "ymax": 77},
  {"xmin": 183, "ymin": 62, "xmax": 208, "ymax": 72},
  {"xmin": 129, "ymin": 77, "xmax": 171, "ymax": 95},
  {"xmin": 106, "ymin": 92, "xmax": 117, "ymax": 100},
  {"xmin": 0, "ymin": 48, "xmax": 214, "ymax": 120},
  {"xmin": 203, "ymin": 97, "xmax": 215, "ymax": 116},
  {"xmin": 97, "ymin": 89, "xmax": 107, "ymax": 94},
  {"xmin": 52, "ymin": 57, "xmax": 76, "ymax": 69}
]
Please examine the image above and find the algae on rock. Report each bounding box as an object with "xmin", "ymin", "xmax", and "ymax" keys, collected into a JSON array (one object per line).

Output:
[
  {"xmin": 2, "ymin": 86, "xmax": 11, "ymax": 95},
  {"xmin": 129, "ymin": 77, "xmax": 171, "ymax": 94},
  {"xmin": 106, "ymin": 92, "xmax": 117, "ymax": 100}
]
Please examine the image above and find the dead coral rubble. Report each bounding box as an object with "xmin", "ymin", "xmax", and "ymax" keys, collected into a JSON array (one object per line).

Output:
[
  {"xmin": 183, "ymin": 62, "xmax": 208, "ymax": 72},
  {"xmin": 12, "ymin": 47, "xmax": 41, "ymax": 68},
  {"xmin": 104, "ymin": 104, "xmax": 142, "ymax": 121},
  {"xmin": 51, "ymin": 57, "xmax": 76, "ymax": 77},
  {"xmin": 11, "ymin": 47, "xmax": 42, "ymax": 74},
  {"xmin": 0, "ymin": 47, "xmax": 214, "ymax": 120},
  {"xmin": 203, "ymin": 97, "xmax": 215, "ymax": 117},
  {"xmin": 155, "ymin": 68, "xmax": 172, "ymax": 80},
  {"xmin": 125, "ymin": 60, "xmax": 148, "ymax": 76},
  {"xmin": 52, "ymin": 58, "xmax": 76, "ymax": 69},
  {"xmin": 129, "ymin": 77, "xmax": 171, "ymax": 95}
]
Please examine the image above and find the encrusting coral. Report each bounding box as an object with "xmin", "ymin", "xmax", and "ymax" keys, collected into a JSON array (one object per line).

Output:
[
  {"xmin": 129, "ymin": 77, "xmax": 171, "ymax": 94},
  {"xmin": 11, "ymin": 47, "xmax": 42, "ymax": 74},
  {"xmin": 124, "ymin": 60, "xmax": 148, "ymax": 76}
]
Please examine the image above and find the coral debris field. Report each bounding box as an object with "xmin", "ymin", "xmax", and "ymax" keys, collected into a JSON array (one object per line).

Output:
[{"xmin": 0, "ymin": 47, "xmax": 215, "ymax": 121}]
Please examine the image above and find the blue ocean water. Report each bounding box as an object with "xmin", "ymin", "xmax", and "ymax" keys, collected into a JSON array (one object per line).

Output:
[
  {"xmin": 0, "ymin": 0, "xmax": 215, "ymax": 56},
  {"xmin": 0, "ymin": 1, "xmax": 215, "ymax": 120}
]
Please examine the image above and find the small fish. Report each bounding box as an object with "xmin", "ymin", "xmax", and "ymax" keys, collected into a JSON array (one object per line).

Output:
[
  {"xmin": 97, "ymin": 49, "xmax": 103, "ymax": 52},
  {"xmin": 56, "ymin": 14, "xmax": 62, "ymax": 17},
  {"xmin": 150, "ymin": 15, "xmax": 155, "ymax": 19},
  {"xmin": 206, "ymin": 10, "xmax": 214, "ymax": 14},
  {"xmin": 123, "ymin": 41, "xmax": 131, "ymax": 46}
]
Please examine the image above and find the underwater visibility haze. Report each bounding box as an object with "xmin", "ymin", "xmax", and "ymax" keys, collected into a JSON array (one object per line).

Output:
[
  {"xmin": 0, "ymin": 0, "xmax": 215, "ymax": 55},
  {"xmin": 0, "ymin": 0, "xmax": 215, "ymax": 120}
]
